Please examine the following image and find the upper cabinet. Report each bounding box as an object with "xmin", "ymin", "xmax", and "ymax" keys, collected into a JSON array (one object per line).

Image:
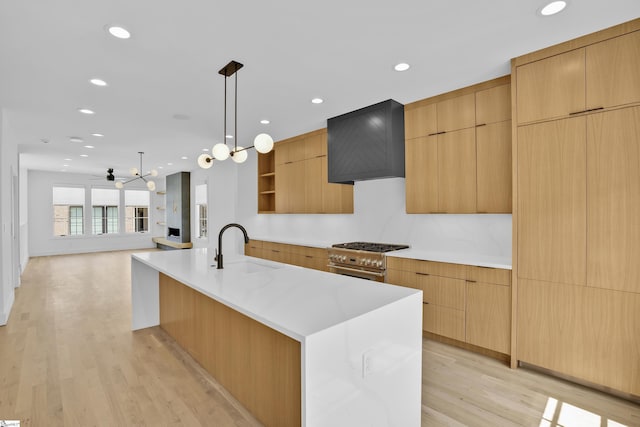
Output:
[
  {"xmin": 404, "ymin": 76, "xmax": 512, "ymax": 214},
  {"xmin": 516, "ymin": 29, "xmax": 640, "ymax": 125},
  {"xmin": 259, "ymin": 129, "xmax": 353, "ymax": 214}
]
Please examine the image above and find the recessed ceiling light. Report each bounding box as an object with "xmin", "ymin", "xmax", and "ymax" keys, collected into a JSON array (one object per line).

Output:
[
  {"xmin": 80, "ymin": 154, "xmax": 89, "ymax": 158},
  {"xmin": 84, "ymin": 145, "xmax": 95, "ymax": 149},
  {"xmin": 63, "ymin": 164, "xmax": 69, "ymax": 167},
  {"xmin": 260, "ymin": 119, "xmax": 270, "ymax": 124},
  {"xmin": 91, "ymin": 133, "xmax": 104, "ymax": 137},
  {"xmin": 78, "ymin": 108, "xmax": 95, "ymax": 115},
  {"xmin": 158, "ymin": 166, "xmax": 164, "ymax": 169},
  {"xmin": 64, "ymin": 158, "xmax": 72, "ymax": 161},
  {"xmin": 90, "ymin": 78, "xmax": 107, "ymax": 87},
  {"xmin": 540, "ymin": 1, "xmax": 567, "ymax": 16},
  {"xmin": 225, "ymin": 135, "xmax": 233, "ymax": 139},
  {"xmin": 311, "ymin": 98, "xmax": 323, "ymax": 104},
  {"xmin": 107, "ymin": 26, "xmax": 131, "ymax": 39},
  {"xmin": 181, "ymin": 156, "xmax": 188, "ymax": 160},
  {"xmin": 69, "ymin": 136, "xmax": 83, "ymax": 143},
  {"xmin": 167, "ymin": 162, "xmax": 173, "ymax": 166},
  {"xmin": 394, "ymin": 63, "xmax": 410, "ymax": 72},
  {"xmin": 202, "ymin": 148, "xmax": 209, "ymax": 152},
  {"xmin": 61, "ymin": 169, "xmax": 67, "ymax": 172}
]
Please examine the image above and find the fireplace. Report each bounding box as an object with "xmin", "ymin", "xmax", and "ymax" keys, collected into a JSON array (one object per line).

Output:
[{"xmin": 165, "ymin": 172, "xmax": 191, "ymax": 243}]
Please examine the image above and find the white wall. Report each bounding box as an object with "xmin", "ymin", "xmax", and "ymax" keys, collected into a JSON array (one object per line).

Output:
[
  {"xmin": 234, "ymin": 153, "xmax": 511, "ymax": 258},
  {"xmin": 0, "ymin": 109, "xmax": 19, "ymax": 325},
  {"xmin": 28, "ymin": 170, "xmax": 160, "ymax": 257}
]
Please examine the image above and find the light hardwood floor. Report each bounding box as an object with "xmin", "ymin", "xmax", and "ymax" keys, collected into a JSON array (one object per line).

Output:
[{"xmin": 1, "ymin": 251, "xmax": 638, "ymax": 426}]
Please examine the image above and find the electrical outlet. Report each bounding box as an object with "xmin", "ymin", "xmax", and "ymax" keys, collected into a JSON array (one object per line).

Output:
[{"xmin": 362, "ymin": 350, "xmax": 373, "ymax": 378}]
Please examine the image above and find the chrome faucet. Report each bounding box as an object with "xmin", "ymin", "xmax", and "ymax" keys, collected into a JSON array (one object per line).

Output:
[{"xmin": 215, "ymin": 223, "xmax": 250, "ymax": 269}]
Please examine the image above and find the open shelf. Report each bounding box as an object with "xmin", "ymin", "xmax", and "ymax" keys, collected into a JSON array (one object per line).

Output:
[{"xmin": 258, "ymin": 151, "xmax": 276, "ymax": 213}]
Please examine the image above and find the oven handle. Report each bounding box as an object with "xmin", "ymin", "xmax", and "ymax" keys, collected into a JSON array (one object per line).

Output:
[{"xmin": 328, "ymin": 265, "xmax": 385, "ymax": 277}]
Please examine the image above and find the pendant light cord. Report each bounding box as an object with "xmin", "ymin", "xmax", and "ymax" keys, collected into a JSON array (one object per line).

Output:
[
  {"xmin": 234, "ymin": 70, "xmax": 238, "ymax": 152},
  {"xmin": 224, "ymin": 74, "xmax": 227, "ymax": 149}
]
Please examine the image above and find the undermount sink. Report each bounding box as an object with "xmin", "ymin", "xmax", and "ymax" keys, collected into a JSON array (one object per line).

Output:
[{"xmin": 219, "ymin": 260, "xmax": 282, "ymax": 274}]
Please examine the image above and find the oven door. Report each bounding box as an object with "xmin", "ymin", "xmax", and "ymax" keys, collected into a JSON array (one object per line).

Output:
[{"xmin": 328, "ymin": 264, "xmax": 385, "ymax": 282}]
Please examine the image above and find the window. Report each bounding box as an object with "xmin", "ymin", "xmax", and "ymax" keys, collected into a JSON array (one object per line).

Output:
[
  {"xmin": 53, "ymin": 186, "xmax": 85, "ymax": 236},
  {"xmin": 125, "ymin": 190, "xmax": 150, "ymax": 233},
  {"xmin": 195, "ymin": 183, "xmax": 208, "ymax": 238},
  {"xmin": 91, "ymin": 188, "xmax": 119, "ymax": 234}
]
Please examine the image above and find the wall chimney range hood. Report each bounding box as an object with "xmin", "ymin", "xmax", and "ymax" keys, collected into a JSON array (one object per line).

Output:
[{"xmin": 327, "ymin": 99, "xmax": 405, "ymax": 184}]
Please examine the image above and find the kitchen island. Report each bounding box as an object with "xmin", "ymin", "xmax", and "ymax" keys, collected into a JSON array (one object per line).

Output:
[{"xmin": 131, "ymin": 248, "xmax": 422, "ymax": 427}]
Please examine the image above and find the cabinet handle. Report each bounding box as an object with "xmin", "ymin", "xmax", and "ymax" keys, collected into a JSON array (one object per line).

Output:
[
  {"xmin": 427, "ymin": 131, "xmax": 447, "ymax": 136},
  {"xmin": 569, "ymin": 107, "xmax": 604, "ymax": 115},
  {"xmin": 466, "ymin": 279, "xmax": 477, "ymax": 283},
  {"xmin": 476, "ymin": 123, "xmax": 487, "ymax": 127},
  {"xmin": 305, "ymin": 255, "xmax": 313, "ymax": 258},
  {"xmin": 416, "ymin": 272, "xmax": 430, "ymax": 276},
  {"xmin": 272, "ymin": 250, "xmax": 280, "ymax": 253},
  {"xmin": 423, "ymin": 302, "xmax": 429, "ymax": 305},
  {"xmin": 285, "ymin": 161, "xmax": 293, "ymax": 164}
]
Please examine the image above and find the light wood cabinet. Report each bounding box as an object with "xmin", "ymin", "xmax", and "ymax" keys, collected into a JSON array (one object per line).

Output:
[
  {"xmin": 518, "ymin": 279, "xmax": 640, "ymax": 397},
  {"xmin": 262, "ymin": 129, "xmax": 353, "ymax": 214},
  {"xmin": 517, "ymin": 117, "xmax": 586, "ymax": 286},
  {"xmin": 586, "ymin": 30, "xmax": 640, "ymax": 110},
  {"xmin": 517, "ymin": 29, "xmax": 640, "ymax": 125},
  {"xmin": 512, "ymin": 19, "xmax": 640, "ymax": 396},
  {"xmin": 404, "ymin": 103, "xmax": 437, "ymax": 140},
  {"xmin": 476, "ymin": 84, "xmax": 511, "ymax": 125},
  {"xmin": 466, "ymin": 281, "xmax": 511, "ymax": 354},
  {"xmin": 476, "ymin": 121, "xmax": 512, "ymax": 213},
  {"xmin": 386, "ymin": 257, "xmax": 511, "ymax": 356},
  {"xmin": 404, "ymin": 76, "xmax": 511, "ymax": 214},
  {"xmin": 405, "ymin": 136, "xmax": 438, "ymax": 213},
  {"xmin": 160, "ymin": 273, "xmax": 302, "ymax": 427},
  {"xmin": 516, "ymin": 49, "xmax": 586, "ymax": 124},
  {"xmin": 245, "ymin": 240, "xmax": 328, "ymax": 272},
  {"xmin": 586, "ymin": 106, "xmax": 640, "ymax": 293},
  {"xmin": 320, "ymin": 157, "xmax": 354, "ymax": 214},
  {"xmin": 438, "ymin": 128, "xmax": 477, "ymax": 213},
  {"xmin": 437, "ymin": 93, "xmax": 475, "ymax": 132}
]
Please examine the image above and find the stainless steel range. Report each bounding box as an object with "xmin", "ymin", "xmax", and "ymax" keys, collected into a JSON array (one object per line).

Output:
[{"xmin": 328, "ymin": 242, "xmax": 409, "ymax": 282}]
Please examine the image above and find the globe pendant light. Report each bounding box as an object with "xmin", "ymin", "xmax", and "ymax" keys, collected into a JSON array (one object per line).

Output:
[
  {"xmin": 198, "ymin": 60, "xmax": 273, "ymax": 168},
  {"xmin": 115, "ymin": 152, "xmax": 158, "ymax": 190}
]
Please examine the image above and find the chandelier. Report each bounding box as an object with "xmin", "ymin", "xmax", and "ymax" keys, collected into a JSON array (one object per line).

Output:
[
  {"xmin": 115, "ymin": 151, "xmax": 158, "ymax": 191},
  {"xmin": 197, "ymin": 60, "xmax": 274, "ymax": 169}
]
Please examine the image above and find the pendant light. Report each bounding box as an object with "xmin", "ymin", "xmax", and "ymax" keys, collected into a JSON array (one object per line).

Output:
[
  {"xmin": 115, "ymin": 151, "xmax": 158, "ymax": 191},
  {"xmin": 198, "ymin": 60, "xmax": 274, "ymax": 169}
]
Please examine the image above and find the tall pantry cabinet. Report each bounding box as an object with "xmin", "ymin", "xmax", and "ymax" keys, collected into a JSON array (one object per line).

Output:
[{"xmin": 512, "ymin": 19, "xmax": 640, "ymax": 397}]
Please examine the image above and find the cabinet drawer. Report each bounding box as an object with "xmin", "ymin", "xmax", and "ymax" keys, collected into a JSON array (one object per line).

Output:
[
  {"xmin": 386, "ymin": 257, "xmax": 419, "ymax": 272},
  {"xmin": 297, "ymin": 246, "xmax": 327, "ymax": 259},
  {"xmin": 466, "ymin": 266, "xmax": 511, "ymax": 286},
  {"xmin": 416, "ymin": 261, "xmax": 467, "ymax": 280},
  {"xmin": 386, "ymin": 269, "xmax": 419, "ymax": 291},
  {"xmin": 423, "ymin": 303, "xmax": 465, "ymax": 341},
  {"xmin": 262, "ymin": 241, "xmax": 289, "ymax": 253},
  {"xmin": 417, "ymin": 274, "xmax": 465, "ymax": 310}
]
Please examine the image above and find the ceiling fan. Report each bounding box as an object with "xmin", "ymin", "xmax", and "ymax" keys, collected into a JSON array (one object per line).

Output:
[{"xmin": 90, "ymin": 168, "xmax": 126, "ymax": 182}]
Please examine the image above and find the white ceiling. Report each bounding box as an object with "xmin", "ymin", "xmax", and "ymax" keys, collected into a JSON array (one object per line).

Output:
[{"xmin": 1, "ymin": 0, "xmax": 639, "ymax": 179}]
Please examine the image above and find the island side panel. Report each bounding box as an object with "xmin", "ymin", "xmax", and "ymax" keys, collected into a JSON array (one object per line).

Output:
[
  {"xmin": 131, "ymin": 257, "xmax": 160, "ymax": 330},
  {"xmin": 303, "ymin": 292, "xmax": 423, "ymax": 427},
  {"xmin": 158, "ymin": 273, "xmax": 302, "ymax": 427}
]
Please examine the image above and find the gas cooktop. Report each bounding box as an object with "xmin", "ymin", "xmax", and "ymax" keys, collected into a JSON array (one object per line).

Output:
[{"xmin": 331, "ymin": 242, "xmax": 410, "ymax": 253}]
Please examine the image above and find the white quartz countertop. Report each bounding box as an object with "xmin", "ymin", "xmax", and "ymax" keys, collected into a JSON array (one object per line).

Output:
[
  {"xmin": 132, "ymin": 248, "xmax": 421, "ymax": 341},
  {"xmin": 388, "ymin": 248, "xmax": 512, "ymax": 270}
]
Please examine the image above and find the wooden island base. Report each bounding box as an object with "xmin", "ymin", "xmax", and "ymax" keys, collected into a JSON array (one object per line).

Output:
[{"xmin": 159, "ymin": 273, "xmax": 301, "ymax": 427}]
